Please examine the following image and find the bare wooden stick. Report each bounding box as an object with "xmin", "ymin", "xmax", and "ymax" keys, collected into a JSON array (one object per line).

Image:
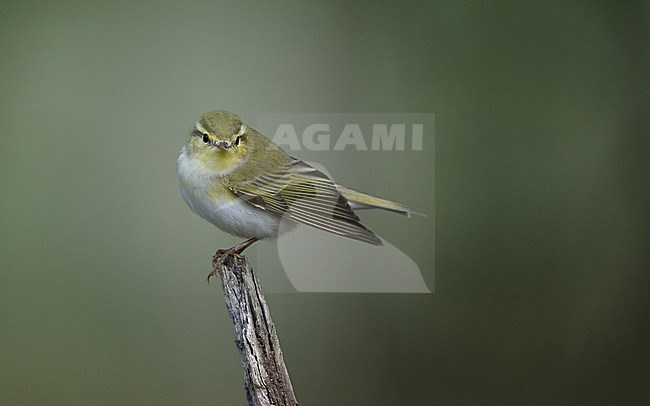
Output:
[{"xmin": 214, "ymin": 253, "xmax": 298, "ymax": 406}]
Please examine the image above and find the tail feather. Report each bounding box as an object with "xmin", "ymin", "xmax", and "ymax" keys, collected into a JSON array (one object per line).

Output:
[{"xmin": 336, "ymin": 185, "xmax": 425, "ymax": 217}]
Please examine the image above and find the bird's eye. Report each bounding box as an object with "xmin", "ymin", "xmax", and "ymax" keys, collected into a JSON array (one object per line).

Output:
[
  {"xmin": 202, "ymin": 134, "xmax": 210, "ymax": 143},
  {"xmin": 234, "ymin": 136, "xmax": 241, "ymax": 146}
]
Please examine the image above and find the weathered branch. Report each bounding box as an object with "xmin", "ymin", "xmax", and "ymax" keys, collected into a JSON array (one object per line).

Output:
[{"xmin": 215, "ymin": 253, "xmax": 298, "ymax": 406}]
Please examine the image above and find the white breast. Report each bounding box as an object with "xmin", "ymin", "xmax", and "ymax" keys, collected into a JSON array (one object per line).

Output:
[{"xmin": 177, "ymin": 147, "xmax": 281, "ymax": 239}]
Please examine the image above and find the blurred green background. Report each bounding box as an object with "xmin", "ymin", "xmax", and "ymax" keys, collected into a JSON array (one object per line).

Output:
[{"xmin": 1, "ymin": 1, "xmax": 648, "ymax": 405}]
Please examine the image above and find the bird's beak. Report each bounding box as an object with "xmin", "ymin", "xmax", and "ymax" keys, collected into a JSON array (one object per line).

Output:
[{"xmin": 215, "ymin": 141, "xmax": 229, "ymax": 151}]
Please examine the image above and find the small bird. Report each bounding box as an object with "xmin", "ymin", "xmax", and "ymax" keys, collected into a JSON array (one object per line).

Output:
[{"xmin": 177, "ymin": 111, "xmax": 419, "ymax": 266}]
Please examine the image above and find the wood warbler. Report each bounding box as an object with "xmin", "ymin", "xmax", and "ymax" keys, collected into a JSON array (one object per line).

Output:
[{"xmin": 177, "ymin": 111, "xmax": 418, "ymax": 257}]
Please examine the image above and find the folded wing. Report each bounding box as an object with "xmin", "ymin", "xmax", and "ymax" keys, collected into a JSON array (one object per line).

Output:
[{"xmin": 229, "ymin": 159, "xmax": 382, "ymax": 245}]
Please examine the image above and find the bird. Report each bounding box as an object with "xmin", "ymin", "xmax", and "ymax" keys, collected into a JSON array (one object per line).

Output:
[{"xmin": 177, "ymin": 111, "xmax": 419, "ymax": 274}]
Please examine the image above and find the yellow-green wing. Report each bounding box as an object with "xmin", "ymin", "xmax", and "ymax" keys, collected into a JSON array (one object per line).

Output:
[{"xmin": 229, "ymin": 159, "xmax": 382, "ymax": 245}]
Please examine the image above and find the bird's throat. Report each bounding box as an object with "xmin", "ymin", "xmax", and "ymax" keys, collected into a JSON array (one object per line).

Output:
[{"xmin": 196, "ymin": 149, "xmax": 242, "ymax": 178}]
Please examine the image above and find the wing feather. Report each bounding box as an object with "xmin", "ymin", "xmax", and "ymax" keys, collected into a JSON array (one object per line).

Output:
[{"xmin": 228, "ymin": 159, "xmax": 381, "ymax": 245}]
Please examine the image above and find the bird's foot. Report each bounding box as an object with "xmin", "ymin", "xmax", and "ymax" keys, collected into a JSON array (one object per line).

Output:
[{"xmin": 208, "ymin": 237, "xmax": 259, "ymax": 283}]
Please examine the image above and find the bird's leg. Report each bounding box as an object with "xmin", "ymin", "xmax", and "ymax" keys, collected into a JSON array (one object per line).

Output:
[
  {"xmin": 214, "ymin": 237, "xmax": 260, "ymax": 260},
  {"xmin": 208, "ymin": 237, "xmax": 259, "ymax": 282}
]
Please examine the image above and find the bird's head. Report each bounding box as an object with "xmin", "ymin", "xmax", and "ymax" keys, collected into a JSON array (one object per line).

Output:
[{"xmin": 185, "ymin": 111, "xmax": 252, "ymax": 174}]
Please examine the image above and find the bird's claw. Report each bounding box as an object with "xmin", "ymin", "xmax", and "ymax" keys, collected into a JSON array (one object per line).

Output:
[
  {"xmin": 207, "ymin": 248, "xmax": 245, "ymax": 283},
  {"xmin": 208, "ymin": 251, "xmax": 226, "ymax": 284},
  {"xmin": 207, "ymin": 238, "xmax": 259, "ymax": 283}
]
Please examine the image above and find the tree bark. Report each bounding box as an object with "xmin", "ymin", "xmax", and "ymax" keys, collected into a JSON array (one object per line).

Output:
[{"xmin": 215, "ymin": 253, "xmax": 298, "ymax": 406}]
